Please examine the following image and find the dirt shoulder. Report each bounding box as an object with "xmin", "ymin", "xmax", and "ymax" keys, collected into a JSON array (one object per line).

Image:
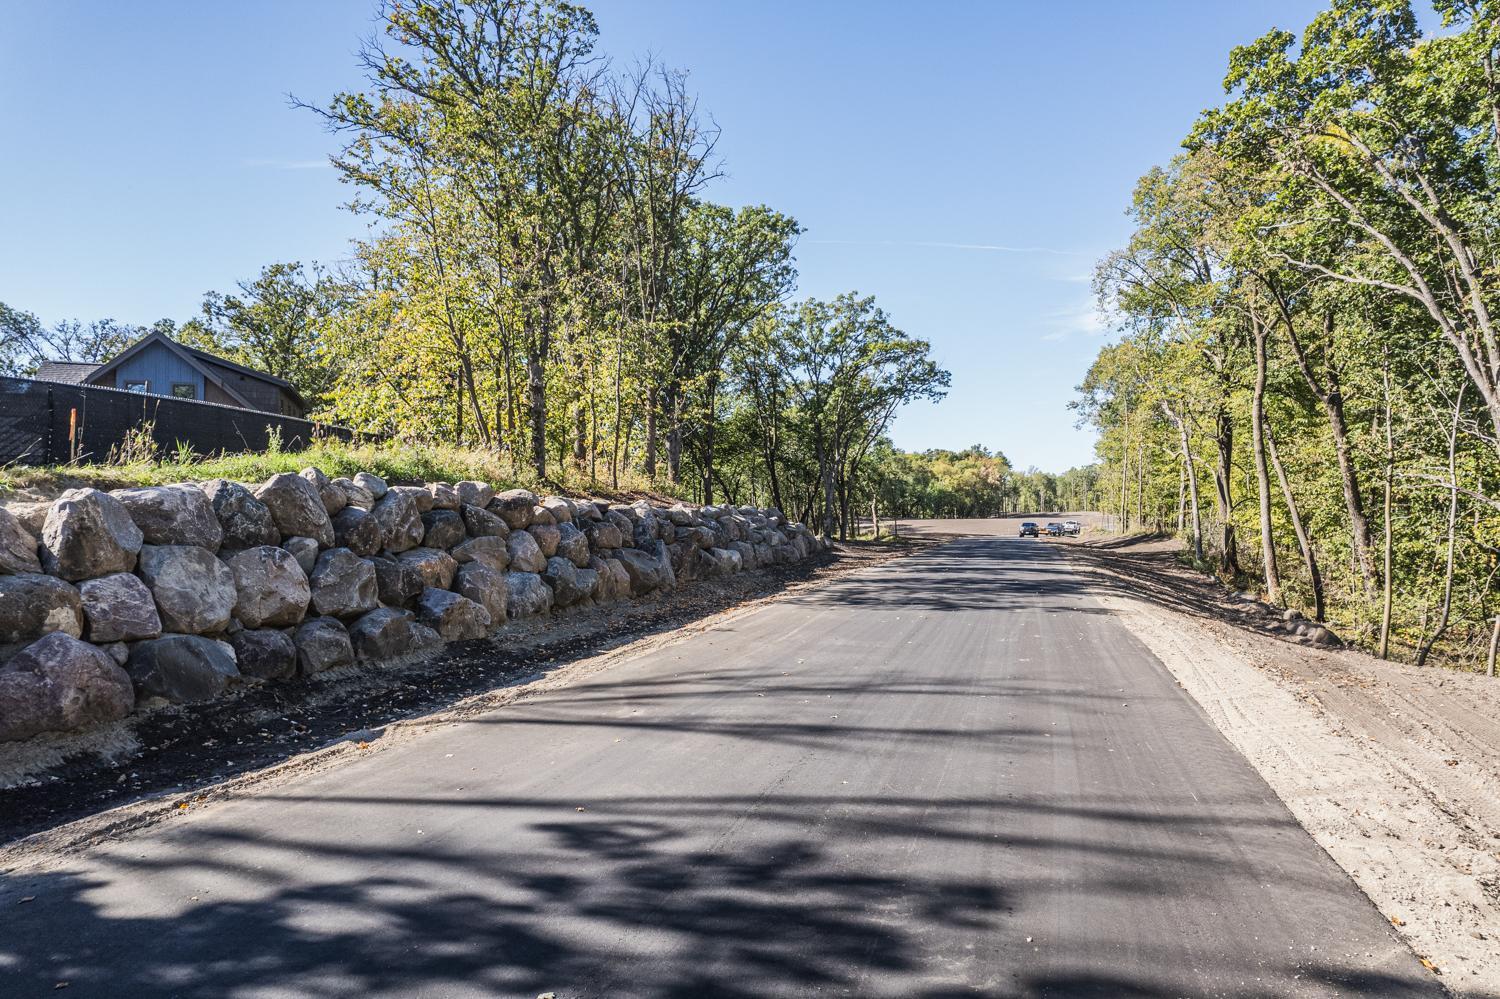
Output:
[
  {"xmin": 1061, "ymin": 535, "xmax": 1500, "ymax": 996},
  {"xmin": 0, "ymin": 539, "xmax": 929, "ymax": 853}
]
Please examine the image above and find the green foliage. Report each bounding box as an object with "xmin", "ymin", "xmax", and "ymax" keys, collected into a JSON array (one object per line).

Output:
[{"xmin": 1081, "ymin": 0, "xmax": 1500, "ymax": 670}]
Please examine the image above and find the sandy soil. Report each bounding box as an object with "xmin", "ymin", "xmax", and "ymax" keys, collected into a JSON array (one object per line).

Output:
[{"xmin": 1062, "ymin": 535, "xmax": 1500, "ymax": 996}]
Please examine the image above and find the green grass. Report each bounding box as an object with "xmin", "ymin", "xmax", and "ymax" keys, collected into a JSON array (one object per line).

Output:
[{"xmin": 0, "ymin": 438, "xmax": 690, "ymax": 504}]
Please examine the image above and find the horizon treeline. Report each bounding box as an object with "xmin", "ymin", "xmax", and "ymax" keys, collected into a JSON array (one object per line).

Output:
[{"xmin": 1077, "ymin": 0, "xmax": 1500, "ymax": 668}]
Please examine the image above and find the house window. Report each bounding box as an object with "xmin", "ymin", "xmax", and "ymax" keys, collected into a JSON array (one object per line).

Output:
[
  {"xmin": 124, "ymin": 380, "xmax": 149, "ymax": 393},
  {"xmin": 171, "ymin": 383, "xmax": 196, "ymax": 400}
]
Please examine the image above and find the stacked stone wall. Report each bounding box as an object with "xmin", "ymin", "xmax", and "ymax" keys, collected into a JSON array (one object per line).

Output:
[{"xmin": 0, "ymin": 470, "xmax": 824, "ymax": 742}]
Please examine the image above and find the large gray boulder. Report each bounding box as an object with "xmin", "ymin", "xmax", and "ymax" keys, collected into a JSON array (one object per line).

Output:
[
  {"xmin": 300, "ymin": 467, "xmax": 346, "ymax": 516},
  {"xmin": 616, "ymin": 542, "xmax": 676, "ymax": 596},
  {"xmin": 137, "ymin": 544, "xmax": 237, "ymax": 634},
  {"xmin": 506, "ymin": 530, "xmax": 546, "ymax": 574},
  {"xmin": 371, "ymin": 490, "xmax": 424, "ymax": 553},
  {"xmin": 542, "ymin": 556, "xmax": 593, "ymax": 608},
  {"xmin": 283, "ymin": 536, "xmax": 320, "ymax": 575},
  {"xmin": 0, "ymin": 506, "xmax": 41, "ymax": 574},
  {"xmin": 79, "ymin": 572, "xmax": 161, "ymax": 643},
  {"xmin": 229, "ymin": 628, "xmax": 297, "ymax": 681},
  {"xmin": 199, "ymin": 479, "xmax": 279, "ymax": 549},
  {"xmin": 528, "ymin": 523, "xmax": 561, "ymax": 558},
  {"xmin": 555, "ymin": 522, "xmax": 590, "ymax": 568},
  {"xmin": 388, "ymin": 485, "xmax": 434, "ymax": 514},
  {"xmin": 396, "ymin": 547, "xmax": 457, "ymax": 590},
  {"xmin": 0, "ymin": 573, "xmax": 83, "ymax": 645},
  {"xmin": 529, "ymin": 504, "xmax": 556, "ymax": 527},
  {"xmin": 353, "ymin": 471, "xmax": 388, "ymax": 501},
  {"xmin": 540, "ymin": 496, "xmax": 574, "ymax": 524},
  {"xmin": 455, "ymin": 480, "xmax": 494, "ymax": 508},
  {"xmin": 460, "ymin": 503, "xmax": 508, "ymax": 538},
  {"xmin": 111, "ymin": 484, "xmax": 223, "ymax": 550},
  {"xmin": 126, "ymin": 634, "xmax": 240, "ymax": 703},
  {"xmin": 450, "ymin": 535, "xmax": 510, "ymax": 571},
  {"xmin": 506, "ymin": 572, "xmax": 553, "ymax": 619},
  {"xmin": 421, "ymin": 509, "xmax": 466, "ymax": 550},
  {"xmin": 255, "ymin": 473, "xmax": 335, "ymax": 548},
  {"xmin": 334, "ymin": 476, "xmax": 374, "ymax": 511},
  {"xmin": 223, "ymin": 546, "xmax": 310, "ymax": 628},
  {"xmin": 592, "ymin": 557, "xmax": 631, "ymax": 602},
  {"xmin": 454, "ymin": 562, "xmax": 507, "ymax": 623},
  {"xmin": 331, "ymin": 505, "xmax": 382, "ymax": 556},
  {"xmin": 293, "ymin": 617, "xmax": 354, "ymax": 675},
  {"xmin": 0, "ymin": 633, "xmax": 134, "ymax": 742},
  {"xmin": 41, "ymin": 488, "xmax": 143, "ymax": 581},
  {"xmin": 371, "ymin": 554, "xmax": 423, "ymax": 609},
  {"xmin": 584, "ymin": 521, "xmax": 623, "ymax": 551},
  {"xmin": 730, "ymin": 540, "xmax": 758, "ymax": 570},
  {"xmin": 348, "ymin": 607, "xmax": 441, "ymax": 661},
  {"xmin": 309, "ymin": 548, "xmax": 379, "ymax": 618},
  {"xmin": 426, "ymin": 482, "xmax": 459, "ymax": 511},
  {"xmin": 489, "ymin": 489, "xmax": 537, "ymax": 530},
  {"xmin": 416, "ymin": 587, "xmax": 491, "ymax": 641}
]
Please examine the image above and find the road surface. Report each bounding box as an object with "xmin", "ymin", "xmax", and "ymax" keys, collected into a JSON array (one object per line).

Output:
[{"xmin": 1, "ymin": 534, "xmax": 1441, "ymax": 997}]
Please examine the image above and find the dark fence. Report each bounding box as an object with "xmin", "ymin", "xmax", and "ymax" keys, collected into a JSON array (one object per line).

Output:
[{"xmin": 0, "ymin": 376, "xmax": 356, "ymax": 467}]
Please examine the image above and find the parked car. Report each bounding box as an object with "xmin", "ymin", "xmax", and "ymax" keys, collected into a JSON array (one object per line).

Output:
[
  {"xmin": 1019, "ymin": 522, "xmax": 1039, "ymax": 537},
  {"xmin": 1045, "ymin": 522, "xmax": 1065, "ymax": 536},
  {"xmin": 1063, "ymin": 520, "xmax": 1081, "ymax": 536}
]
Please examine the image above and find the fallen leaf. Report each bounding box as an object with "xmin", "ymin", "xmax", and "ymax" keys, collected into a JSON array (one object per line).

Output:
[
  {"xmin": 1390, "ymin": 916, "xmax": 1406, "ymax": 927},
  {"xmin": 1420, "ymin": 957, "xmax": 1440, "ymax": 975}
]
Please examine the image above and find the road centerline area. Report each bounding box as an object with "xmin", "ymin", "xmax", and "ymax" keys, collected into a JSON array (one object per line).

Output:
[{"xmin": 1, "ymin": 537, "xmax": 1440, "ymax": 998}]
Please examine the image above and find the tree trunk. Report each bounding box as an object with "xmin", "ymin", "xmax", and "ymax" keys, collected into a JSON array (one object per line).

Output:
[
  {"xmin": 1264, "ymin": 413, "xmax": 1325, "ymax": 622},
  {"xmin": 664, "ymin": 384, "xmax": 682, "ymax": 484},
  {"xmin": 1327, "ymin": 382, "xmax": 1379, "ymax": 599},
  {"xmin": 1160, "ymin": 402, "xmax": 1204, "ymax": 560},
  {"xmin": 526, "ymin": 352, "xmax": 546, "ymax": 478},
  {"xmin": 644, "ymin": 387, "xmax": 657, "ymax": 479},
  {"xmin": 1415, "ymin": 385, "xmax": 1465, "ymax": 667},
  {"xmin": 1379, "ymin": 365, "xmax": 1395, "ymax": 660},
  {"xmin": 1213, "ymin": 405, "xmax": 1240, "ymax": 577},
  {"xmin": 814, "ymin": 436, "xmax": 836, "ymax": 539},
  {"xmin": 1251, "ymin": 319, "xmax": 1281, "ymax": 604}
]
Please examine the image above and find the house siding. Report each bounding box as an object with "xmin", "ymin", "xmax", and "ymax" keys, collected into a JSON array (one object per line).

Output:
[
  {"xmin": 200, "ymin": 359, "xmax": 293, "ymax": 415},
  {"xmin": 107, "ymin": 343, "xmax": 203, "ymax": 400}
]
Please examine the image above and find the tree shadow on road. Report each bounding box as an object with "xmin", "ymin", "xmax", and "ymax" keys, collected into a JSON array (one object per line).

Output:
[{"xmin": 0, "ymin": 784, "xmax": 1455, "ymax": 998}]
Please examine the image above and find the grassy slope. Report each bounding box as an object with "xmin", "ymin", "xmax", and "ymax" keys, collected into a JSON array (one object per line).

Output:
[{"xmin": 0, "ymin": 440, "xmax": 692, "ymax": 505}]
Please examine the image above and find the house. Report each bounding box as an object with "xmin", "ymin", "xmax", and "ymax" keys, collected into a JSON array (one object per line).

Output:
[{"xmin": 32, "ymin": 332, "xmax": 307, "ymax": 418}]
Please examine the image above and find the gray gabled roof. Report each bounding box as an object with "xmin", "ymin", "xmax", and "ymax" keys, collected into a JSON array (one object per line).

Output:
[
  {"xmin": 32, "ymin": 361, "xmax": 103, "ymax": 385},
  {"xmin": 85, "ymin": 331, "xmax": 258, "ymax": 410},
  {"xmin": 182, "ymin": 344, "xmax": 306, "ymax": 409}
]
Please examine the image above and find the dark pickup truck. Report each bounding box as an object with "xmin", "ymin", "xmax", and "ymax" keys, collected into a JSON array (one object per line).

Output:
[{"xmin": 1019, "ymin": 522, "xmax": 1039, "ymax": 537}]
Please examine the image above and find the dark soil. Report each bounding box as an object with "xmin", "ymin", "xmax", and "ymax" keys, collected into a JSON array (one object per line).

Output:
[{"xmin": 0, "ymin": 542, "xmax": 920, "ymax": 846}]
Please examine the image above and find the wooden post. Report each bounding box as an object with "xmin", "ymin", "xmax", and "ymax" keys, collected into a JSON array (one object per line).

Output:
[{"xmin": 68, "ymin": 407, "xmax": 78, "ymax": 463}]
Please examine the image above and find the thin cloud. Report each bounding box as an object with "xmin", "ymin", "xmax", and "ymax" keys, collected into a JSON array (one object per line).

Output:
[
  {"xmin": 246, "ymin": 157, "xmax": 333, "ymax": 170},
  {"xmin": 1040, "ymin": 302, "xmax": 1110, "ymax": 341},
  {"xmin": 808, "ymin": 238, "xmax": 1086, "ymax": 257}
]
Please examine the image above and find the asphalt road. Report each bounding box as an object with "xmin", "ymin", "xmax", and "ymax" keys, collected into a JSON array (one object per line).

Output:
[{"xmin": 1, "ymin": 536, "xmax": 1442, "ymax": 998}]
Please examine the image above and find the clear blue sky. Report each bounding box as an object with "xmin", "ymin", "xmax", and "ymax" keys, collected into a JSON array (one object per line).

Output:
[{"xmin": 0, "ymin": 0, "xmax": 1339, "ymax": 471}]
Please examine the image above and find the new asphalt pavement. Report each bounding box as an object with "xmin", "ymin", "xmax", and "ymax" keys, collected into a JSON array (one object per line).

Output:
[{"xmin": 0, "ymin": 533, "xmax": 1443, "ymax": 997}]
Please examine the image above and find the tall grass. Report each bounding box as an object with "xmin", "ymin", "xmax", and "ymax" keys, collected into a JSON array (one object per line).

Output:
[{"xmin": 0, "ymin": 439, "xmax": 685, "ymax": 502}]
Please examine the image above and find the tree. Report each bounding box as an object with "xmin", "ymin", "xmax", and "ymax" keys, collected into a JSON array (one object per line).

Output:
[{"xmin": 185, "ymin": 262, "xmax": 341, "ymax": 406}]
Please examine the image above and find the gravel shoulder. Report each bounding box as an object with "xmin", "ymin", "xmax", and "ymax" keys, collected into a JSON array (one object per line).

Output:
[
  {"xmin": 0, "ymin": 540, "xmax": 926, "ymax": 853},
  {"xmin": 1060, "ymin": 534, "xmax": 1500, "ymax": 996}
]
